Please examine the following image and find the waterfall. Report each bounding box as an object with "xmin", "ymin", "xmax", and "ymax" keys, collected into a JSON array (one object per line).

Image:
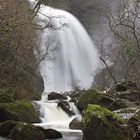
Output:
[
  {"xmin": 33, "ymin": 2, "xmax": 99, "ymax": 93},
  {"xmin": 29, "ymin": 0, "xmax": 99, "ymax": 138}
]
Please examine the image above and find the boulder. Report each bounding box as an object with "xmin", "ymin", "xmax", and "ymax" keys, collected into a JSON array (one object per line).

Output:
[
  {"xmin": 10, "ymin": 123, "xmax": 45, "ymax": 140},
  {"xmin": 82, "ymin": 104, "xmax": 132, "ymax": 140},
  {"xmin": 57, "ymin": 100, "xmax": 75, "ymax": 116},
  {"xmin": 41, "ymin": 128, "xmax": 62, "ymax": 139},
  {"xmin": 48, "ymin": 92, "xmax": 67, "ymax": 100},
  {"xmin": 77, "ymin": 89, "xmax": 132, "ymax": 112},
  {"xmin": 69, "ymin": 117, "xmax": 82, "ymax": 129},
  {"xmin": 0, "ymin": 120, "xmax": 17, "ymax": 137},
  {"xmin": 69, "ymin": 97, "xmax": 78, "ymax": 103},
  {"xmin": 0, "ymin": 100, "xmax": 40, "ymax": 123}
]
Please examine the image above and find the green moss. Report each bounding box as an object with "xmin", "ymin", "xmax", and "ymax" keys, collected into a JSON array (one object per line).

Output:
[
  {"xmin": 82, "ymin": 105, "xmax": 132, "ymax": 140},
  {"xmin": 78, "ymin": 89, "xmax": 101, "ymax": 106},
  {"xmin": 83, "ymin": 104, "xmax": 124, "ymax": 126},
  {"xmin": 77, "ymin": 89, "xmax": 131, "ymax": 111},
  {"xmin": 10, "ymin": 123, "xmax": 45, "ymax": 140},
  {"xmin": 0, "ymin": 100, "xmax": 39, "ymax": 123}
]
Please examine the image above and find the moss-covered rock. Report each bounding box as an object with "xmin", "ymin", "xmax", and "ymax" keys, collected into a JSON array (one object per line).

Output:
[
  {"xmin": 82, "ymin": 105, "xmax": 132, "ymax": 140},
  {"xmin": 0, "ymin": 120, "xmax": 17, "ymax": 137},
  {"xmin": 10, "ymin": 123, "xmax": 45, "ymax": 140},
  {"xmin": 77, "ymin": 89, "xmax": 131, "ymax": 112},
  {"xmin": 0, "ymin": 100, "xmax": 40, "ymax": 123}
]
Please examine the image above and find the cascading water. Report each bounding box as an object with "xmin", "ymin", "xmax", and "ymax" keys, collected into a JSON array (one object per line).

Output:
[
  {"xmin": 34, "ymin": 4, "xmax": 99, "ymax": 93},
  {"xmin": 29, "ymin": 0, "xmax": 99, "ymax": 139}
]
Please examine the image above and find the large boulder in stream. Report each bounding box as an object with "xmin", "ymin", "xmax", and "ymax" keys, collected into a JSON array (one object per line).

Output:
[
  {"xmin": 48, "ymin": 92, "xmax": 67, "ymax": 100},
  {"xmin": 82, "ymin": 104, "xmax": 132, "ymax": 140},
  {"xmin": 57, "ymin": 100, "xmax": 75, "ymax": 116},
  {"xmin": 77, "ymin": 89, "xmax": 134, "ymax": 112},
  {"xmin": 69, "ymin": 116, "xmax": 82, "ymax": 129},
  {"xmin": 0, "ymin": 100, "xmax": 40, "ymax": 123},
  {"xmin": 10, "ymin": 123, "xmax": 45, "ymax": 140}
]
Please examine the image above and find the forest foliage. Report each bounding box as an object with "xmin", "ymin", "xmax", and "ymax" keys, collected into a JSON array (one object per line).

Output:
[{"xmin": 0, "ymin": 0, "xmax": 43, "ymax": 100}]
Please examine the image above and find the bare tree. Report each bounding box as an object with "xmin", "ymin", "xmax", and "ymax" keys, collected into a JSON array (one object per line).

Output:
[{"xmin": 95, "ymin": 1, "xmax": 140, "ymax": 88}]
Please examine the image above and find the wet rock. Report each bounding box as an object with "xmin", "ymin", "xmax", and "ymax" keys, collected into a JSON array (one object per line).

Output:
[
  {"xmin": 10, "ymin": 123, "xmax": 45, "ymax": 140},
  {"xmin": 48, "ymin": 92, "xmax": 67, "ymax": 100},
  {"xmin": 82, "ymin": 104, "xmax": 132, "ymax": 140},
  {"xmin": 57, "ymin": 100, "xmax": 75, "ymax": 116},
  {"xmin": 69, "ymin": 97, "xmax": 78, "ymax": 103},
  {"xmin": 0, "ymin": 100, "xmax": 40, "ymax": 123},
  {"xmin": 41, "ymin": 128, "xmax": 62, "ymax": 139},
  {"xmin": 69, "ymin": 117, "xmax": 82, "ymax": 129},
  {"xmin": 0, "ymin": 120, "xmax": 17, "ymax": 137}
]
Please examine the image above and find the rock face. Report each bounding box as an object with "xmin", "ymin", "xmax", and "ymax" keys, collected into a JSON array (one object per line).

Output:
[
  {"xmin": 77, "ymin": 89, "xmax": 130, "ymax": 112},
  {"xmin": 69, "ymin": 117, "xmax": 82, "ymax": 129},
  {"xmin": 0, "ymin": 101, "xmax": 40, "ymax": 123},
  {"xmin": 48, "ymin": 92, "xmax": 67, "ymax": 100},
  {"xmin": 82, "ymin": 105, "xmax": 132, "ymax": 140}
]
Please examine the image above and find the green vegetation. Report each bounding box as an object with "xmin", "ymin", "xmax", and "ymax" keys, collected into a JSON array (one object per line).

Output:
[
  {"xmin": 82, "ymin": 104, "xmax": 124, "ymax": 126},
  {"xmin": 82, "ymin": 105, "xmax": 132, "ymax": 140},
  {"xmin": 0, "ymin": 0, "xmax": 43, "ymax": 101},
  {"xmin": 77, "ymin": 89, "xmax": 132, "ymax": 111},
  {"xmin": 10, "ymin": 123, "xmax": 45, "ymax": 140},
  {"xmin": 0, "ymin": 100, "xmax": 40, "ymax": 123}
]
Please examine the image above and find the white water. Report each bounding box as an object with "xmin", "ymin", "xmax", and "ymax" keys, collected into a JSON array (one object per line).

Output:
[
  {"xmin": 28, "ymin": 1, "xmax": 99, "ymax": 139},
  {"xmin": 31, "ymin": 1, "xmax": 99, "ymax": 93},
  {"xmin": 35, "ymin": 100, "xmax": 81, "ymax": 131}
]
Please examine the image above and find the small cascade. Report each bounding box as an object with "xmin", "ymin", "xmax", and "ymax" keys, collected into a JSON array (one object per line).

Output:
[{"xmin": 36, "ymin": 97, "xmax": 81, "ymax": 131}]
